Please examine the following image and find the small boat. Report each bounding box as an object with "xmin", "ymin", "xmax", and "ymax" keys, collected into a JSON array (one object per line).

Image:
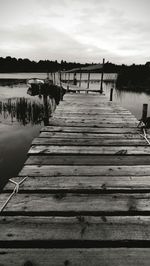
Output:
[
  {"xmin": 27, "ymin": 78, "xmax": 45, "ymax": 85},
  {"xmin": 27, "ymin": 78, "xmax": 66, "ymax": 104},
  {"xmin": 27, "ymin": 78, "xmax": 49, "ymax": 96}
]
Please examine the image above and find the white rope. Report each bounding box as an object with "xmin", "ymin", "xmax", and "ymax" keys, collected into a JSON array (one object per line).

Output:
[
  {"xmin": 0, "ymin": 176, "xmax": 28, "ymax": 212},
  {"xmin": 140, "ymin": 128, "xmax": 150, "ymax": 145},
  {"xmin": 137, "ymin": 119, "xmax": 150, "ymax": 145}
]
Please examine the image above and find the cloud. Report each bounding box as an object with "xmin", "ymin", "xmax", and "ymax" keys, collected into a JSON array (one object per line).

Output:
[
  {"xmin": 0, "ymin": 0, "xmax": 150, "ymax": 64},
  {"xmin": 0, "ymin": 23, "xmax": 107, "ymax": 62}
]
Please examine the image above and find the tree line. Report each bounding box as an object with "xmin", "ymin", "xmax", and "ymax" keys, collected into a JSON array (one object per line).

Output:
[
  {"xmin": 0, "ymin": 57, "xmax": 150, "ymax": 90},
  {"xmin": 0, "ymin": 56, "xmax": 89, "ymax": 73},
  {"xmin": 0, "ymin": 56, "xmax": 131, "ymax": 73}
]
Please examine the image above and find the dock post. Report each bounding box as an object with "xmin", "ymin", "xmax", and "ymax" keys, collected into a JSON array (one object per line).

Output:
[
  {"xmin": 142, "ymin": 103, "xmax": 148, "ymax": 122},
  {"xmin": 53, "ymin": 73, "xmax": 56, "ymax": 85},
  {"xmin": 110, "ymin": 88, "xmax": 114, "ymax": 101},
  {"xmin": 73, "ymin": 73, "xmax": 77, "ymax": 93},
  {"xmin": 67, "ymin": 82, "xmax": 69, "ymax": 92},
  {"xmin": 87, "ymin": 72, "xmax": 90, "ymax": 93},
  {"xmin": 43, "ymin": 94, "xmax": 49, "ymax": 126},
  {"xmin": 100, "ymin": 58, "xmax": 105, "ymax": 94},
  {"xmin": 79, "ymin": 71, "xmax": 82, "ymax": 87},
  {"xmin": 59, "ymin": 71, "xmax": 62, "ymax": 86}
]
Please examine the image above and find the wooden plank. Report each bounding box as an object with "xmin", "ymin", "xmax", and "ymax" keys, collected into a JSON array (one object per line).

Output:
[
  {"xmin": 50, "ymin": 115, "xmax": 137, "ymax": 124},
  {"xmin": 1, "ymin": 216, "xmax": 150, "ymax": 241},
  {"xmin": 19, "ymin": 165, "xmax": 150, "ymax": 177},
  {"xmin": 52, "ymin": 119, "xmax": 138, "ymax": 124},
  {"xmin": 1, "ymin": 248, "xmax": 150, "ymax": 266},
  {"xmin": 2, "ymin": 193, "xmax": 150, "ymax": 213},
  {"xmin": 58, "ymin": 102, "xmax": 111, "ymax": 106},
  {"xmin": 4, "ymin": 175, "xmax": 150, "ymax": 192},
  {"xmin": 50, "ymin": 118, "xmax": 138, "ymax": 123},
  {"xmin": 54, "ymin": 114, "xmax": 137, "ymax": 118},
  {"xmin": 41, "ymin": 126, "xmax": 140, "ymax": 134},
  {"xmin": 59, "ymin": 99, "xmax": 107, "ymax": 103},
  {"xmin": 28, "ymin": 145, "xmax": 150, "ymax": 155},
  {"xmin": 50, "ymin": 122, "xmax": 138, "ymax": 128},
  {"xmin": 56, "ymin": 103, "xmax": 131, "ymax": 108},
  {"xmin": 39, "ymin": 132, "xmax": 142, "ymax": 139},
  {"xmin": 53, "ymin": 116, "xmax": 137, "ymax": 121},
  {"xmin": 67, "ymin": 88, "xmax": 101, "ymax": 92},
  {"xmin": 64, "ymin": 93, "xmax": 106, "ymax": 98},
  {"xmin": 55, "ymin": 110, "xmax": 132, "ymax": 115},
  {"xmin": 25, "ymin": 155, "xmax": 150, "ymax": 166},
  {"xmin": 57, "ymin": 102, "xmax": 126, "ymax": 107},
  {"xmin": 54, "ymin": 110, "xmax": 134, "ymax": 114},
  {"xmin": 32, "ymin": 137, "xmax": 146, "ymax": 146},
  {"xmin": 56, "ymin": 107, "xmax": 130, "ymax": 111},
  {"xmin": 49, "ymin": 122, "xmax": 138, "ymax": 128},
  {"xmin": 57, "ymin": 103, "xmax": 132, "ymax": 106},
  {"xmin": 56, "ymin": 108, "xmax": 134, "ymax": 113},
  {"xmin": 53, "ymin": 112, "xmax": 136, "ymax": 117}
]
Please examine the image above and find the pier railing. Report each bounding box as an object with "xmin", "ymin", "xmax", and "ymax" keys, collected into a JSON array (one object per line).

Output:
[{"xmin": 53, "ymin": 60, "xmax": 118, "ymax": 94}]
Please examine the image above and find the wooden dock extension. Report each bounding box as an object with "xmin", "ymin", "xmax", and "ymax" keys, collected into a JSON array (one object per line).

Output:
[{"xmin": 1, "ymin": 92, "xmax": 150, "ymax": 265}]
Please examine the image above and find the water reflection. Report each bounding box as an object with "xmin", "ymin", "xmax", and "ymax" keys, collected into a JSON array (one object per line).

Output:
[
  {"xmin": 0, "ymin": 96, "xmax": 56, "ymax": 126},
  {"xmin": 0, "ymin": 83, "xmax": 57, "ymax": 187}
]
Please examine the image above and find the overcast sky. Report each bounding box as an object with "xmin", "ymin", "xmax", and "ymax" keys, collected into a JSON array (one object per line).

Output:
[{"xmin": 0, "ymin": 0, "xmax": 150, "ymax": 64}]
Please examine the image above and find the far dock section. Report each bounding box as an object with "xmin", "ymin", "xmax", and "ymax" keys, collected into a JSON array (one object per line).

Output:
[{"xmin": 1, "ymin": 91, "xmax": 150, "ymax": 265}]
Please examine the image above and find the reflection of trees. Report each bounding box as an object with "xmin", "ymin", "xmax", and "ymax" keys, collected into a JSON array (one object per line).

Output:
[{"xmin": 0, "ymin": 97, "xmax": 54, "ymax": 126}]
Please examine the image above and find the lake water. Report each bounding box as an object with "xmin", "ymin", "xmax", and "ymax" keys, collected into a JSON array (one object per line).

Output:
[
  {"xmin": 0, "ymin": 73, "xmax": 54, "ymax": 189},
  {"xmin": 0, "ymin": 72, "xmax": 150, "ymax": 190}
]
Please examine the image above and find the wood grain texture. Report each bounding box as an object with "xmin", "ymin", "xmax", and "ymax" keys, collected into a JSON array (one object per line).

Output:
[
  {"xmin": 28, "ymin": 145, "xmax": 150, "ymax": 155},
  {"xmin": 1, "ymin": 216, "xmax": 150, "ymax": 241},
  {"xmin": 25, "ymin": 155, "xmax": 150, "ymax": 166},
  {"xmin": 41, "ymin": 126, "xmax": 140, "ymax": 134},
  {"xmin": 4, "ymin": 175, "xmax": 150, "ymax": 192},
  {"xmin": 32, "ymin": 137, "xmax": 146, "ymax": 146},
  {"xmin": 19, "ymin": 165, "xmax": 150, "ymax": 177},
  {"xmin": 49, "ymin": 120, "xmax": 138, "ymax": 128},
  {"xmin": 1, "ymin": 248, "xmax": 150, "ymax": 266},
  {"xmin": 2, "ymin": 193, "xmax": 150, "ymax": 213},
  {"xmin": 39, "ymin": 132, "xmax": 143, "ymax": 139}
]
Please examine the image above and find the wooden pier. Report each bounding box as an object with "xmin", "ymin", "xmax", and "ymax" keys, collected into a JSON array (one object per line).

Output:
[{"xmin": 1, "ymin": 91, "xmax": 150, "ymax": 265}]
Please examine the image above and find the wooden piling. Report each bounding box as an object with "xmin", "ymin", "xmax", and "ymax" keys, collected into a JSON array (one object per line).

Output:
[
  {"xmin": 87, "ymin": 73, "xmax": 90, "ymax": 89},
  {"xmin": 43, "ymin": 95, "xmax": 49, "ymax": 126},
  {"xmin": 67, "ymin": 82, "xmax": 69, "ymax": 92},
  {"xmin": 53, "ymin": 73, "xmax": 56, "ymax": 85},
  {"xmin": 110, "ymin": 88, "xmax": 113, "ymax": 101},
  {"xmin": 73, "ymin": 73, "xmax": 77, "ymax": 86},
  {"xmin": 79, "ymin": 72, "xmax": 82, "ymax": 87},
  {"xmin": 59, "ymin": 71, "xmax": 62, "ymax": 86},
  {"xmin": 142, "ymin": 103, "xmax": 148, "ymax": 122},
  {"xmin": 68, "ymin": 73, "xmax": 70, "ymax": 83},
  {"xmin": 100, "ymin": 58, "xmax": 105, "ymax": 94}
]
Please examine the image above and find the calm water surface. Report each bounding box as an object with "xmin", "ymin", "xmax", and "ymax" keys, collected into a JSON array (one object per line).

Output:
[
  {"xmin": 0, "ymin": 73, "xmax": 55, "ymax": 189},
  {"xmin": 105, "ymin": 85, "xmax": 150, "ymax": 119},
  {"xmin": 0, "ymin": 73, "xmax": 150, "ymax": 189}
]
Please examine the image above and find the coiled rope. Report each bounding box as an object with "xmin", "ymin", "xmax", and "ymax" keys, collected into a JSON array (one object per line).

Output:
[{"xmin": 0, "ymin": 176, "xmax": 28, "ymax": 212}]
